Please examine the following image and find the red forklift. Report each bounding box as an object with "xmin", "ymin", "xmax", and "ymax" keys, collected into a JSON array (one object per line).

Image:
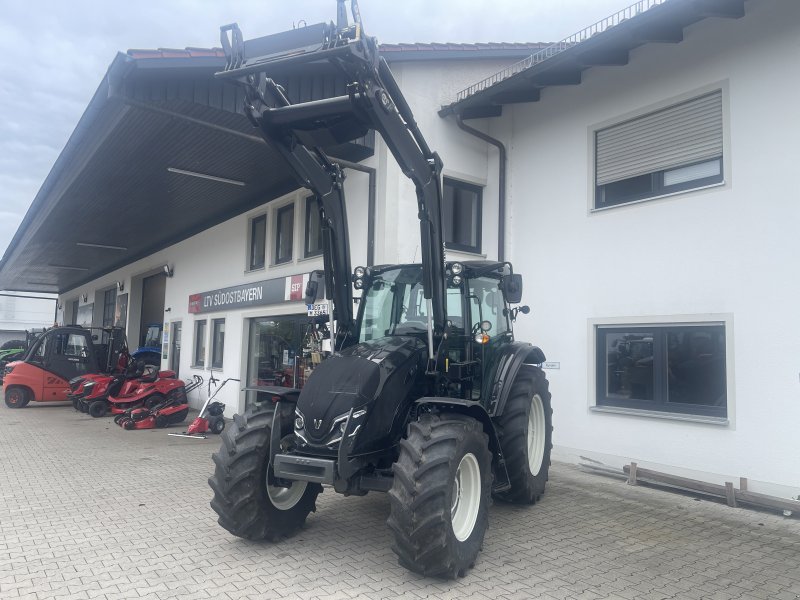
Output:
[{"xmin": 3, "ymin": 326, "xmax": 128, "ymax": 408}]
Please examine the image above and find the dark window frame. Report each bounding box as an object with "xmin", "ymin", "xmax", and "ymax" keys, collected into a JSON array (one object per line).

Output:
[
  {"xmin": 193, "ymin": 320, "xmax": 207, "ymax": 368},
  {"xmin": 595, "ymin": 157, "xmax": 724, "ymax": 209},
  {"xmin": 211, "ymin": 318, "xmax": 225, "ymax": 370},
  {"xmin": 443, "ymin": 177, "xmax": 483, "ymax": 254},
  {"xmin": 304, "ymin": 196, "xmax": 324, "ymax": 258},
  {"xmin": 248, "ymin": 214, "xmax": 267, "ymax": 271},
  {"xmin": 274, "ymin": 204, "xmax": 295, "ymax": 265},
  {"xmin": 596, "ymin": 323, "xmax": 728, "ymax": 418}
]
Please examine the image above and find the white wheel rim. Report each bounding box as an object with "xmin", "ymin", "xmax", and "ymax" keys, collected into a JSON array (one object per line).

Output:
[
  {"xmin": 450, "ymin": 452, "xmax": 481, "ymax": 542},
  {"xmin": 266, "ymin": 477, "xmax": 307, "ymax": 511},
  {"xmin": 527, "ymin": 394, "xmax": 546, "ymax": 476}
]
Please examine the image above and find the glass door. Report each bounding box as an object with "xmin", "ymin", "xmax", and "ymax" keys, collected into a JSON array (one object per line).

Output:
[
  {"xmin": 170, "ymin": 322, "xmax": 182, "ymax": 378},
  {"xmin": 245, "ymin": 315, "xmax": 313, "ymax": 411}
]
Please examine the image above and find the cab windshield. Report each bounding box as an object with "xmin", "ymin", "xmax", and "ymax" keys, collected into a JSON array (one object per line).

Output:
[
  {"xmin": 358, "ymin": 266, "xmax": 464, "ymax": 342},
  {"xmin": 143, "ymin": 325, "xmax": 161, "ymax": 348}
]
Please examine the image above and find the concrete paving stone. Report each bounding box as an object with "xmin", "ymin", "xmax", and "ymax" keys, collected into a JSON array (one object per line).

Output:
[{"xmin": 2, "ymin": 406, "xmax": 800, "ymax": 600}]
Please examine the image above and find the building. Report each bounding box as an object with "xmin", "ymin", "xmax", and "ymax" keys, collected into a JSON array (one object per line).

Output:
[
  {"xmin": 0, "ymin": 292, "xmax": 56, "ymax": 346},
  {"xmin": 2, "ymin": 0, "xmax": 797, "ymax": 498}
]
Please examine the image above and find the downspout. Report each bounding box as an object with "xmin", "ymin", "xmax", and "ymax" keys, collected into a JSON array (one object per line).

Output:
[{"xmin": 456, "ymin": 116, "xmax": 506, "ymax": 262}]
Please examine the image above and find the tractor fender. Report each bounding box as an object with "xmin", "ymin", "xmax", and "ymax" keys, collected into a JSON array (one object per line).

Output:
[
  {"xmin": 487, "ymin": 342, "xmax": 546, "ymax": 418},
  {"xmin": 414, "ymin": 397, "xmax": 511, "ymax": 493}
]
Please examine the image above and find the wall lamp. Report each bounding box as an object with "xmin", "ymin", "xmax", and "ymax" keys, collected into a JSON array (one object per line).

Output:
[
  {"xmin": 117, "ymin": 280, "xmax": 125, "ymax": 292},
  {"xmin": 163, "ymin": 264, "xmax": 174, "ymax": 278},
  {"xmin": 81, "ymin": 294, "xmax": 88, "ymax": 303}
]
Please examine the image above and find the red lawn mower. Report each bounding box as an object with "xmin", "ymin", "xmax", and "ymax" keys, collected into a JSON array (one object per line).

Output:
[
  {"xmin": 169, "ymin": 377, "xmax": 238, "ymax": 439},
  {"xmin": 115, "ymin": 374, "xmax": 203, "ymax": 430},
  {"xmin": 106, "ymin": 362, "xmax": 182, "ymax": 415}
]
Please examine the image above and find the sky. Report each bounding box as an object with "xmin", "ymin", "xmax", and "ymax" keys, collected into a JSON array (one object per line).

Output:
[{"xmin": 0, "ymin": 0, "xmax": 631, "ymax": 258}]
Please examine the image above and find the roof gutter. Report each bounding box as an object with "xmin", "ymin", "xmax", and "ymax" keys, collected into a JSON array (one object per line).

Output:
[{"xmin": 456, "ymin": 116, "xmax": 506, "ymax": 262}]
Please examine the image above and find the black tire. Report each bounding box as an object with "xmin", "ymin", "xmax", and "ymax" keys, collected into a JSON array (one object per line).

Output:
[
  {"xmin": 144, "ymin": 393, "xmax": 165, "ymax": 410},
  {"xmin": 209, "ymin": 405, "xmax": 321, "ymax": 541},
  {"xmin": 122, "ymin": 419, "xmax": 136, "ymax": 430},
  {"xmin": 4, "ymin": 386, "xmax": 31, "ymax": 408},
  {"xmin": 155, "ymin": 415, "xmax": 168, "ymax": 429},
  {"xmin": 494, "ymin": 366, "xmax": 553, "ymax": 504},
  {"xmin": 71, "ymin": 396, "xmax": 80, "ymax": 410},
  {"xmin": 88, "ymin": 400, "xmax": 108, "ymax": 418},
  {"xmin": 387, "ymin": 413, "xmax": 492, "ymax": 578},
  {"xmin": 210, "ymin": 416, "xmax": 225, "ymax": 435}
]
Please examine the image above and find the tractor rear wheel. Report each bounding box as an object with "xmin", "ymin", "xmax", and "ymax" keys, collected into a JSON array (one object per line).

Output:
[
  {"xmin": 88, "ymin": 400, "xmax": 108, "ymax": 418},
  {"xmin": 494, "ymin": 365, "xmax": 553, "ymax": 504},
  {"xmin": 387, "ymin": 413, "xmax": 492, "ymax": 578},
  {"xmin": 4, "ymin": 386, "xmax": 31, "ymax": 408},
  {"xmin": 209, "ymin": 405, "xmax": 321, "ymax": 541}
]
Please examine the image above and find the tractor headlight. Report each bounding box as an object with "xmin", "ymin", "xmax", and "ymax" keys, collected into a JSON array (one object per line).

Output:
[
  {"xmin": 354, "ymin": 278, "xmax": 364, "ymax": 290},
  {"xmin": 294, "ymin": 413, "xmax": 305, "ymax": 430},
  {"xmin": 452, "ymin": 275, "xmax": 463, "ymax": 286},
  {"xmin": 451, "ymin": 262, "xmax": 464, "ymax": 275},
  {"xmin": 354, "ymin": 266, "xmax": 366, "ymax": 279}
]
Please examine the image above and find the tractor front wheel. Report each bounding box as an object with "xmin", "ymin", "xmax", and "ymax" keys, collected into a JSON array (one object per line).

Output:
[
  {"xmin": 4, "ymin": 386, "xmax": 31, "ymax": 408},
  {"xmin": 209, "ymin": 405, "xmax": 321, "ymax": 541},
  {"xmin": 387, "ymin": 413, "xmax": 492, "ymax": 578},
  {"xmin": 494, "ymin": 365, "xmax": 553, "ymax": 504}
]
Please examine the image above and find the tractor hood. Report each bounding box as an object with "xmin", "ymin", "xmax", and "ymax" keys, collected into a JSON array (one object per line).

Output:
[{"xmin": 296, "ymin": 335, "xmax": 426, "ymax": 452}]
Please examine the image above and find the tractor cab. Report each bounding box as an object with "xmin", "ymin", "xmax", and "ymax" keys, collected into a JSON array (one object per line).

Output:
[
  {"xmin": 353, "ymin": 261, "xmax": 526, "ymax": 401},
  {"xmin": 3, "ymin": 326, "xmax": 128, "ymax": 407}
]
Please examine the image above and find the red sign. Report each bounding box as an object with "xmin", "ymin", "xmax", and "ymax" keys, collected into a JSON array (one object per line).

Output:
[{"xmin": 188, "ymin": 294, "xmax": 202, "ymax": 314}]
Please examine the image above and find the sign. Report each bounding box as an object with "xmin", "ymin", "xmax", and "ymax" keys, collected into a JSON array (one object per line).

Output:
[
  {"xmin": 307, "ymin": 303, "xmax": 329, "ymax": 317},
  {"xmin": 188, "ymin": 273, "xmax": 322, "ymax": 314},
  {"xmin": 542, "ymin": 361, "xmax": 560, "ymax": 370}
]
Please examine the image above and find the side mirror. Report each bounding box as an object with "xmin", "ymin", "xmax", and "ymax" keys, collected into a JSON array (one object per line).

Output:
[
  {"xmin": 304, "ymin": 281, "xmax": 319, "ymax": 305},
  {"xmin": 501, "ymin": 273, "xmax": 523, "ymax": 304},
  {"xmin": 304, "ymin": 270, "xmax": 324, "ymax": 305}
]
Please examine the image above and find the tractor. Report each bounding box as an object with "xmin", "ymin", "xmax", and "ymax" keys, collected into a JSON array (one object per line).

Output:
[{"xmin": 208, "ymin": 0, "xmax": 552, "ymax": 578}]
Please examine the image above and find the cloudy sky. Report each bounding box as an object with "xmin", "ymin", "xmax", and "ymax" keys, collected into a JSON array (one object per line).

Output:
[{"xmin": 0, "ymin": 0, "xmax": 630, "ymax": 258}]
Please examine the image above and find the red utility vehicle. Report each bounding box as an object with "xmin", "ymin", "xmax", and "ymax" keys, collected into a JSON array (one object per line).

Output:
[{"xmin": 3, "ymin": 326, "xmax": 127, "ymax": 408}]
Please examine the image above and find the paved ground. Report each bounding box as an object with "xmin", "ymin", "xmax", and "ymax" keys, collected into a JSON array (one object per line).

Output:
[{"xmin": 1, "ymin": 401, "xmax": 798, "ymax": 600}]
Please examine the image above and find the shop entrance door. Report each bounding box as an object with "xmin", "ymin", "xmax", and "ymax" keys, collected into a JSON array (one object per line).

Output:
[
  {"xmin": 170, "ymin": 322, "xmax": 182, "ymax": 378},
  {"xmin": 245, "ymin": 315, "xmax": 315, "ymax": 412}
]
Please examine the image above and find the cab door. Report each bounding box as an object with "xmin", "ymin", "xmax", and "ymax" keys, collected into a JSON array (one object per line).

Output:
[
  {"xmin": 43, "ymin": 331, "xmax": 96, "ymax": 400},
  {"xmin": 467, "ymin": 276, "xmax": 511, "ymax": 401}
]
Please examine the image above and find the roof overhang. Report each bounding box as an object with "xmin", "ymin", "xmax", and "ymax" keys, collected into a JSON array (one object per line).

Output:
[
  {"xmin": 0, "ymin": 51, "xmax": 373, "ymax": 293},
  {"xmin": 440, "ymin": 0, "xmax": 748, "ymax": 119}
]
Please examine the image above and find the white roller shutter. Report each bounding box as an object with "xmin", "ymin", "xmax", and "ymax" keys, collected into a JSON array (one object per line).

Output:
[{"xmin": 596, "ymin": 91, "xmax": 723, "ymax": 186}]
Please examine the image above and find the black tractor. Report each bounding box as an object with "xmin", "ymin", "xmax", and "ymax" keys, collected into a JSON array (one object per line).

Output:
[{"xmin": 208, "ymin": 1, "xmax": 552, "ymax": 578}]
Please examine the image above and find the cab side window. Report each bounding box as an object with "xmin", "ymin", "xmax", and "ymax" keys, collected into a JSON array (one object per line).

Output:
[{"xmin": 469, "ymin": 277, "xmax": 509, "ymax": 335}]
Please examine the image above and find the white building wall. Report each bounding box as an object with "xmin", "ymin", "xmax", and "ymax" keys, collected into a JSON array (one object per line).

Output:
[
  {"xmin": 496, "ymin": 0, "xmax": 800, "ymax": 495},
  {"xmin": 59, "ymin": 188, "xmax": 332, "ymax": 416}
]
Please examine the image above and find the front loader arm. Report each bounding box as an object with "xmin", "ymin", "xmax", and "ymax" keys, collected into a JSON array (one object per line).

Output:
[{"xmin": 216, "ymin": 4, "xmax": 447, "ymax": 343}]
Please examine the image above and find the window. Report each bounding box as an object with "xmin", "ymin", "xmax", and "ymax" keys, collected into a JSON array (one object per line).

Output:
[
  {"xmin": 468, "ymin": 277, "xmax": 509, "ymax": 336},
  {"xmin": 249, "ymin": 214, "xmax": 266, "ymax": 270},
  {"xmin": 305, "ymin": 196, "xmax": 324, "ymax": 258},
  {"xmin": 595, "ymin": 91, "xmax": 723, "ymax": 209},
  {"xmin": 443, "ymin": 178, "xmax": 482, "ymax": 253},
  {"xmin": 596, "ymin": 323, "xmax": 727, "ymax": 418},
  {"xmin": 275, "ymin": 204, "xmax": 295, "ymax": 264},
  {"xmin": 193, "ymin": 320, "xmax": 207, "ymax": 367},
  {"xmin": 211, "ymin": 319, "xmax": 225, "ymax": 369}
]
